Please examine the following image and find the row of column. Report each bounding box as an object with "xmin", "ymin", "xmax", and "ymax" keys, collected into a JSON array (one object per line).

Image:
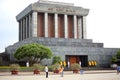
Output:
[
  {"xmin": 42, "ymin": 12, "xmax": 87, "ymax": 39},
  {"xmin": 18, "ymin": 11, "xmax": 87, "ymax": 41},
  {"xmin": 19, "ymin": 14, "xmax": 32, "ymax": 41}
]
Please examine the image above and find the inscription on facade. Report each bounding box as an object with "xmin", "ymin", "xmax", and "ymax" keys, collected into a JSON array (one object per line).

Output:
[{"xmin": 48, "ymin": 7, "xmax": 76, "ymax": 13}]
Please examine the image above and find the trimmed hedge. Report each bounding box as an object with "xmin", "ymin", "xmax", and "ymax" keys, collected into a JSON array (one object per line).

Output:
[{"xmin": 0, "ymin": 66, "xmax": 33, "ymax": 72}]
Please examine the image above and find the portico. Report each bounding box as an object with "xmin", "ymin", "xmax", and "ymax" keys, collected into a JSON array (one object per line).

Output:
[{"xmin": 16, "ymin": 0, "xmax": 89, "ymax": 41}]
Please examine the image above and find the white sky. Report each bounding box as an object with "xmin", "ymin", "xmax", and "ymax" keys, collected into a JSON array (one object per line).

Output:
[{"xmin": 0, "ymin": 0, "xmax": 120, "ymax": 52}]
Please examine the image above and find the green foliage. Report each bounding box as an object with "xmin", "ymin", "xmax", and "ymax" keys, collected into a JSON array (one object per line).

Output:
[
  {"xmin": 32, "ymin": 63, "xmax": 44, "ymax": 71},
  {"xmin": 9, "ymin": 64, "xmax": 20, "ymax": 71},
  {"xmin": 14, "ymin": 43, "xmax": 53, "ymax": 66},
  {"xmin": 0, "ymin": 66, "xmax": 45, "ymax": 72},
  {"xmin": 0, "ymin": 66, "xmax": 9, "ymax": 68},
  {"xmin": 51, "ymin": 63, "xmax": 60, "ymax": 71},
  {"xmin": 20, "ymin": 67, "xmax": 33, "ymax": 72},
  {"xmin": 70, "ymin": 63, "xmax": 81, "ymax": 70},
  {"xmin": 111, "ymin": 55, "xmax": 118, "ymax": 63},
  {"xmin": 110, "ymin": 50, "xmax": 120, "ymax": 64},
  {"xmin": 116, "ymin": 50, "xmax": 120, "ymax": 59},
  {"xmin": 52, "ymin": 56, "xmax": 62, "ymax": 64}
]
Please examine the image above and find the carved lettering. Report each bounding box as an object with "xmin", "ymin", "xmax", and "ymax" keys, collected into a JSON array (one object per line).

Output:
[
  {"xmin": 48, "ymin": 8, "xmax": 53, "ymax": 11},
  {"xmin": 66, "ymin": 9, "xmax": 75, "ymax": 12},
  {"xmin": 56, "ymin": 7, "xmax": 63, "ymax": 11},
  {"xmin": 48, "ymin": 7, "xmax": 76, "ymax": 13}
]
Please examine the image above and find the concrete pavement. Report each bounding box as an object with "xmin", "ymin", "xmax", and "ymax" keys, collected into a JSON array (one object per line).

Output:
[{"xmin": 0, "ymin": 70, "xmax": 120, "ymax": 80}]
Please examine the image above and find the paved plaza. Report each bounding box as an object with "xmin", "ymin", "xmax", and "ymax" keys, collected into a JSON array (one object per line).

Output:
[{"xmin": 0, "ymin": 70, "xmax": 120, "ymax": 80}]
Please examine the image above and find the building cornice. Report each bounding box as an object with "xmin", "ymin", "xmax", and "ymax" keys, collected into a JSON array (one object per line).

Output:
[{"xmin": 16, "ymin": 1, "xmax": 89, "ymax": 21}]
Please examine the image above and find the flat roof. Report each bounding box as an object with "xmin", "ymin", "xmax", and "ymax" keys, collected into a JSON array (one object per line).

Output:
[{"xmin": 16, "ymin": 0, "xmax": 89, "ymax": 21}]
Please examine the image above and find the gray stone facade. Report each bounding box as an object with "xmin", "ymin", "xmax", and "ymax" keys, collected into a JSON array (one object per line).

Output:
[
  {"xmin": 6, "ymin": 37, "xmax": 119, "ymax": 67},
  {"xmin": 16, "ymin": 1, "xmax": 89, "ymax": 21},
  {"xmin": 4, "ymin": 1, "xmax": 120, "ymax": 67}
]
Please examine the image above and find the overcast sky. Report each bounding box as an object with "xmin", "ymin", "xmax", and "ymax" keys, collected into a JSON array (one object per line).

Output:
[{"xmin": 0, "ymin": 0, "xmax": 120, "ymax": 52}]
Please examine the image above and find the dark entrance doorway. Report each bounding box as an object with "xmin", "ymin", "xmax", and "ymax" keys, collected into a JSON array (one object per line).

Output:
[{"xmin": 66, "ymin": 55, "xmax": 88, "ymax": 67}]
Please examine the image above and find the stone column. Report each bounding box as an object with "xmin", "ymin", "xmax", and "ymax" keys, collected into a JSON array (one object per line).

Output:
[
  {"xmin": 55, "ymin": 13, "xmax": 58, "ymax": 38},
  {"xmin": 21, "ymin": 20, "xmax": 23, "ymax": 40},
  {"xmin": 32, "ymin": 12, "xmax": 37, "ymax": 37},
  {"xmin": 64, "ymin": 14, "xmax": 68, "ymax": 38},
  {"xmin": 44, "ymin": 12, "xmax": 48, "ymax": 37},
  {"xmin": 82, "ymin": 16, "xmax": 87, "ymax": 39},
  {"xmin": 18, "ymin": 21, "xmax": 20, "ymax": 41},
  {"xmin": 78, "ymin": 17, "xmax": 82, "ymax": 39},
  {"xmin": 23, "ymin": 18, "xmax": 25, "ymax": 39},
  {"xmin": 74, "ymin": 15, "xmax": 77, "ymax": 39},
  {"xmin": 25, "ymin": 17, "xmax": 28, "ymax": 38},
  {"xmin": 29, "ymin": 14, "xmax": 32, "ymax": 37},
  {"xmin": 19, "ymin": 21, "xmax": 22, "ymax": 41}
]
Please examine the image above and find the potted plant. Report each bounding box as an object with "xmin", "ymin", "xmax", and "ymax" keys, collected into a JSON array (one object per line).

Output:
[
  {"xmin": 10, "ymin": 64, "xmax": 20, "ymax": 75},
  {"xmin": 32, "ymin": 64, "xmax": 40, "ymax": 74},
  {"xmin": 70, "ymin": 63, "xmax": 81, "ymax": 73},
  {"xmin": 52, "ymin": 63, "xmax": 60, "ymax": 73}
]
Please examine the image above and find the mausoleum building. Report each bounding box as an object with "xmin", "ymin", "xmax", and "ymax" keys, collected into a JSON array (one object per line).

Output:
[{"xmin": 6, "ymin": 0, "xmax": 119, "ymax": 67}]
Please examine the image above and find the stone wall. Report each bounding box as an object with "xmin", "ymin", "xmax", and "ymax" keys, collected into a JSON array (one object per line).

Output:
[{"xmin": 6, "ymin": 37, "xmax": 119, "ymax": 67}]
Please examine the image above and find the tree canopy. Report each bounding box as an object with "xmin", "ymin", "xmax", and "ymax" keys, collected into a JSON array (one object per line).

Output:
[
  {"xmin": 14, "ymin": 43, "xmax": 53, "ymax": 66},
  {"xmin": 111, "ymin": 55, "xmax": 118, "ymax": 63},
  {"xmin": 111, "ymin": 50, "xmax": 120, "ymax": 64},
  {"xmin": 116, "ymin": 50, "xmax": 120, "ymax": 59},
  {"xmin": 52, "ymin": 56, "xmax": 62, "ymax": 64}
]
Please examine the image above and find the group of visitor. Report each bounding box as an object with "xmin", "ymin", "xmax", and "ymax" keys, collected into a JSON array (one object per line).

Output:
[{"xmin": 44, "ymin": 65, "xmax": 64, "ymax": 78}]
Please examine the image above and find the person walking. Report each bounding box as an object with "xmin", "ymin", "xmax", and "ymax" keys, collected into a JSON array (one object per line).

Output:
[
  {"xmin": 116, "ymin": 65, "xmax": 120, "ymax": 74},
  {"xmin": 45, "ymin": 65, "xmax": 48, "ymax": 78},
  {"xmin": 59, "ymin": 65, "xmax": 64, "ymax": 77}
]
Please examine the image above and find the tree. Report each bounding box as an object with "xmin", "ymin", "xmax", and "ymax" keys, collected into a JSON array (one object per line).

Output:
[
  {"xmin": 116, "ymin": 50, "xmax": 120, "ymax": 59},
  {"xmin": 14, "ymin": 43, "xmax": 53, "ymax": 66},
  {"xmin": 52, "ymin": 56, "xmax": 62, "ymax": 64},
  {"xmin": 111, "ymin": 50, "xmax": 120, "ymax": 65},
  {"xmin": 111, "ymin": 55, "xmax": 117, "ymax": 63}
]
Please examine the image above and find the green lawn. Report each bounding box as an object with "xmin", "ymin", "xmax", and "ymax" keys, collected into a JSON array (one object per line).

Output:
[{"xmin": 0, "ymin": 66, "xmax": 33, "ymax": 72}]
